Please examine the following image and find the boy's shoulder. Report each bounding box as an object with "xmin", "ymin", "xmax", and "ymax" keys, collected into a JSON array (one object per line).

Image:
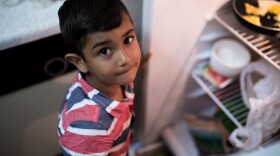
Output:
[
  {"xmin": 64, "ymin": 94, "xmax": 115, "ymax": 131},
  {"xmin": 62, "ymin": 82, "xmax": 115, "ymax": 130}
]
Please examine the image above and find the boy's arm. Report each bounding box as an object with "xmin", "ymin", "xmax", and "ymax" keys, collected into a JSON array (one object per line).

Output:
[
  {"xmin": 58, "ymin": 104, "xmax": 113, "ymax": 155},
  {"xmin": 59, "ymin": 106, "xmax": 132, "ymax": 156}
]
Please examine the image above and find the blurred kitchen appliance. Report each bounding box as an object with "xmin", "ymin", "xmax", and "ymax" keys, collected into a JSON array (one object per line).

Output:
[
  {"xmin": 0, "ymin": 33, "xmax": 77, "ymax": 156},
  {"xmin": 0, "ymin": 34, "xmax": 75, "ymax": 96}
]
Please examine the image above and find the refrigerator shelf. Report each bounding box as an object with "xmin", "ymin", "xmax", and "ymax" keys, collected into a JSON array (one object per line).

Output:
[
  {"xmin": 191, "ymin": 64, "xmax": 249, "ymax": 128},
  {"xmin": 213, "ymin": 1, "xmax": 280, "ymax": 72}
]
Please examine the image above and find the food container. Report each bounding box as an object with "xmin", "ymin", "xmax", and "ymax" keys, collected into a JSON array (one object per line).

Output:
[{"xmin": 210, "ymin": 38, "xmax": 251, "ymax": 77}]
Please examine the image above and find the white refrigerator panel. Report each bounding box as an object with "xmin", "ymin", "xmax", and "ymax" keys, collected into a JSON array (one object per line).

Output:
[{"xmin": 142, "ymin": 0, "xmax": 227, "ymax": 144}]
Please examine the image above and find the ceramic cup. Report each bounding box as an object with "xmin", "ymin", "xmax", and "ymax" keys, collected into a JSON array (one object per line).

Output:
[{"xmin": 210, "ymin": 38, "xmax": 251, "ymax": 77}]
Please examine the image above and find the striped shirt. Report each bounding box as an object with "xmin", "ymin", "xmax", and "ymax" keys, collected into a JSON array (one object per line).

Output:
[{"xmin": 57, "ymin": 72, "xmax": 135, "ymax": 156}]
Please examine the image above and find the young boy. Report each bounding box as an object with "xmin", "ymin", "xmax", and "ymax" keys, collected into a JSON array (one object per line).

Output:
[{"xmin": 57, "ymin": 0, "xmax": 141, "ymax": 155}]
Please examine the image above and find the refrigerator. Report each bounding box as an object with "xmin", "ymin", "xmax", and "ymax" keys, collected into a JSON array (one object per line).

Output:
[{"xmin": 132, "ymin": 0, "xmax": 280, "ymax": 155}]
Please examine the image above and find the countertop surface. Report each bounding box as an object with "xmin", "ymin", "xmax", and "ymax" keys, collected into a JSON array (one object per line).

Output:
[{"xmin": 0, "ymin": 0, "xmax": 64, "ymax": 51}]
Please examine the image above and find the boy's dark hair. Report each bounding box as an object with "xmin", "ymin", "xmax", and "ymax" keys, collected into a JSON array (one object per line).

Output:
[{"xmin": 58, "ymin": 0, "xmax": 132, "ymax": 60}]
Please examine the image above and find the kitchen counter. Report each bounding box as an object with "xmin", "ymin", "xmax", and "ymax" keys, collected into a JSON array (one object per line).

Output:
[{"xmin": 0, "ymin": 0, "xmax": 64, "ymax": 51}]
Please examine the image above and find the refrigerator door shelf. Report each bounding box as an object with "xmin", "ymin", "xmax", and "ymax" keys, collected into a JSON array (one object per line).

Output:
[{"xmin": 192, "ymin": 61, "xmax": 249, "ymax": 128}]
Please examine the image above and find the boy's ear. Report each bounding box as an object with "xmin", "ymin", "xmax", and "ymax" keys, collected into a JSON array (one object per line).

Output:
[{"xmin": 65, "ymin": 53, "xmax": 88, "ymax": 73}]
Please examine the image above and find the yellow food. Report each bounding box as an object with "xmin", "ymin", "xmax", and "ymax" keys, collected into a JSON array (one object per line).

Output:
[
  {"xmin": 245, "ymin": 2, "xmax": 265, "ymax": 16},
  {"xmin": 243, "ymin": 1, "xmax": 280, "ymax": 28},
  {"xmin": 243, "ymin": 15, "xmax": 261, "ymax": 26},
  {"xmin": 268, "ymin": 5, "xmax": 280, "ymax": 15},
  {"xmin": 275, "ymin": 22, "xmax": 280, "ymax": 27},
  {"xmin": 274, "ymin": 15, "xmax": 280, "ymax": 22}
]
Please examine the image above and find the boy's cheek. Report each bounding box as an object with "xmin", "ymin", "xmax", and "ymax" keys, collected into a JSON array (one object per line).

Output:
[{"xmin": 137, "ymin": 53, "xmax": 142, "ymax": 69}]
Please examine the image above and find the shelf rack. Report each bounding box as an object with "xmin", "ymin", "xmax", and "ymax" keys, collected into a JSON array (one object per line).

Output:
[
  {"xmin": 191, "ymin": 62, "xmax": 280, "ymax": 151},
  {"xmin": 192, "ymin": 62, "xmax": 249, "ymax": 128},
  {"xmin": 214, "ymin": 1, "xmax": 280, "ymax": 71}
]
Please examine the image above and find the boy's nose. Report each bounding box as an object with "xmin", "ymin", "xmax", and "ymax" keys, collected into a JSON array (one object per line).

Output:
[{"xmin": 117, "ymin": 48, "xmax": 131, "ymax": 66}]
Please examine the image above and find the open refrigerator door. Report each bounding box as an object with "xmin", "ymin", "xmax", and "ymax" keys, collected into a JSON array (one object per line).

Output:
[{"xmin": 160, "ymin": 1, "xmax": 280, "ymax": 156}]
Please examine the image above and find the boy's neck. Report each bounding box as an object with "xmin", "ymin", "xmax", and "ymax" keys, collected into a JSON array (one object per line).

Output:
[
  {"xmin": 84, "ymin": 75, "xmax": 124, "ymax": 101},
  {"xmin": 102, "ymin": 85, "xmax": 124, "ymax": 102}
]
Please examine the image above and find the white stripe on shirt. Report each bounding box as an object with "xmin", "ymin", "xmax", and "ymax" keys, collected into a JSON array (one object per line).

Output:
[
  {"xmin": 67, "ymin": 118, "xmax": 118, "ymax": 136},
  {"xmin": 60, "ymin": 143, "xmax": 109, "ymax": 156},
  {"xmin": 58, "ymin": 116, "xmax": 65, "ymax": 134},
  {"xmin": 109, "ymin": 132, "xmax": 131, "ymax": 155},
  {"xmin": 109, "ymin": 141, "xmax": 125, "ymax": 153},
  {"xmin": 124, "ymin": 90, "xmax": 134, "ymax": 99},
  {"xmin": 106, "ymin": 101, "xmax": 119, "ymax": 113},
  {"xmin": 114, "ymin": 114, "xmax": 132, "ymax": 140},
  {"xmin": 66, "ymin": 82, "xmax": 81, "ymax": 100},
  {"xmin": 88, "ymin": 89, "xmax": 99, "ymax": 99},
  {"xmin": 66, "ymin": 99, "xmax": 98, "ymax": 114}
]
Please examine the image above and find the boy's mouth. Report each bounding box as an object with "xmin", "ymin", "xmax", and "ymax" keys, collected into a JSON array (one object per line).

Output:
[{"xmin": 116, "ymin": 64, "xmax": 134, "ymax": 75}]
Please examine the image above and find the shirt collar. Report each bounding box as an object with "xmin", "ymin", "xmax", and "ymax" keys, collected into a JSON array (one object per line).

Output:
[{"xmin": 75, "ymin": 72, "xmax": 134, "ymax": 117}]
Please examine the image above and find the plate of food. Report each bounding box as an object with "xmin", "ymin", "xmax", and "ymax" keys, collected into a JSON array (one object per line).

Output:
[{"xmin": 232, "ymin": 0, "xmax": 280, "ymax": 35}]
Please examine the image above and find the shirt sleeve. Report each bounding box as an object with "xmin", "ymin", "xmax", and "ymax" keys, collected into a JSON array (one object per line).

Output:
[
  {"xmin": 60, "ymin": 129, "xmax": 113, "ymax": 155},
  {"xmin": 59, "ymin": 102, "xmax": 113, "ymax": 155}
]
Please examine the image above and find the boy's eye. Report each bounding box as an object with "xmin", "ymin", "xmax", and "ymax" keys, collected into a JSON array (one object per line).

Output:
[
  {"xmin": 124, "ymin": 37, "xmax": 134, "ymax": 45},
  {"xmin": 99, "ymin": 48, "xmax": 111, "ymax": 56}
]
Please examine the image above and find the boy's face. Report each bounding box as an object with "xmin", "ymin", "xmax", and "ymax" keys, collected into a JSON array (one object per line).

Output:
[{"xmin": 68, "ymin": 13, "xmax": 141, "ymax": 88}]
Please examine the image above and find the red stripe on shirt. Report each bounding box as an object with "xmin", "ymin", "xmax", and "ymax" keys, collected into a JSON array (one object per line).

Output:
[
  {"xmin": 129, "ymin": 82, "xmax": 134, "ymax": 88},
  {"xmin": 61, "ymin": 103, "xmax": 100, "ymax": 131},
  {"xmin": 79, "ymin": 76, "xmax": 94, "ymax": 95},
  {"xmin": 60, "ymin": 103, "xmax": 132, "ymax": 154},
  {"xmin": 109, "ymin": 104, "xmax": 131, "ymax": 139},
  {"xmin": 67, "ymin": 104, "xmax": 100, "ymax": 123},
  {"xmin": 108, "ymin": 102, "xmax": 127, "ymax": 117},
  {"xmin": 109, "ymin": 132, "xmax": 132, "ymax": 156},
  {"xmin": 60, "ymin": 131, "xmax": 113, "ymax": 154},
  {"xmin": 73, "ymin": 72, "xmax": 79, "ymax": 82}
]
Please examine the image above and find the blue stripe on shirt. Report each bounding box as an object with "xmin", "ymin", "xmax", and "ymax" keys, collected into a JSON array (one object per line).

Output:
[
  {"xmin": 69, "ymin": 109, "xmax": 114, "ymax": 130},
  {"xmin": 66, "ymin": 87, "xmax": 87, "ymax": 111},
  {"xmin": 112, "ymin": 125, "xmax": 131, "ymax": 146},
  {"xmin": 92, "ymin": 93, "xmax": 114, "ymax": 108}
]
